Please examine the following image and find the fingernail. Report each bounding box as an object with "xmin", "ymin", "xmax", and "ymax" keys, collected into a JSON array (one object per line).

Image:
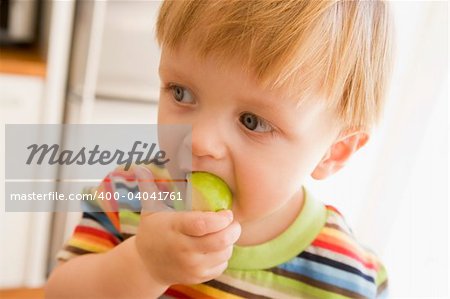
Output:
[{"xmin": 218, "ymin": 209, "xmax": 233, "ymax": 222}]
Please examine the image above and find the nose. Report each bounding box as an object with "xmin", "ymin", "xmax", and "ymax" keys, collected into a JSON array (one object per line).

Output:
[{"xmin": 184, "ymin": 118, "xmax": 228, "ymax": 161}]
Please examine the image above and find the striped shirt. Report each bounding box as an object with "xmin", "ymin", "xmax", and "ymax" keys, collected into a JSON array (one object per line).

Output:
[{"xmin": 57, "ymin": 167, "xmax": 388, "ymax": 298}]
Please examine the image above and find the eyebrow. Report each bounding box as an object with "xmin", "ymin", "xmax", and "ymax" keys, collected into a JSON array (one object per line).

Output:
[
  {"xmin": 158, "ymin": 64, "xmax": 180, "ymax": 79},
  {"xmin": 159, "ymin": 60, "xmax": 299, "ymax": 116},
  {"xmin": 239, "ymin": 95, "xmax": 281, "ymax": 114},
  {"xmin": 159, "ymin": 63, "xmax": 203, "ymax": 96}
]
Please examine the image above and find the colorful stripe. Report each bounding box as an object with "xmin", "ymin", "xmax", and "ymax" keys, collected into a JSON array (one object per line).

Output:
[{"xmin": 56, "ymin": 166, "xmax": 389, "ymax": 298}]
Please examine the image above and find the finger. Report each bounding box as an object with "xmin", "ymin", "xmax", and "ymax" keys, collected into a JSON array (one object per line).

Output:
[
  {"xmin": 177, "ymin": 210, "xmax": 233, "ymax": 237},
  {"xmin": 195, "ymin": 221, "xmax": 241, "ymax": 252},
  {"xmin": 202, "ymin": 246, "xmax": 234, "ymax": 265},
  {"xmin": 202, "ymin": 261, "xmax": 229, "ymax": 280},
  {"xmin": 134, "ymin": 165, "xmax": 172, "ymax": 213},
  {"xmin": 181, "ymin": 260, "xmax": 229, "ymax": 285},
  {"xmin": 186, "ymin": 245, "xmax": 233, "ymax": 270}
]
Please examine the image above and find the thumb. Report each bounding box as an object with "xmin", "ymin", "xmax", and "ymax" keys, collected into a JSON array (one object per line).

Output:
[
  {"xmin": 133, "ymin": 165, "xmax": 172, "ymax": 214},
  {"xmin": 177, "ymin": 210, "xmax": 234, "ymax": 237}
]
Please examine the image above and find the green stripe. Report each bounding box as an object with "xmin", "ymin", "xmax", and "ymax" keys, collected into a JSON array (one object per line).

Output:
[
  {"xmin": 119, "ymin": 210, "xmax": 140, "ymax": 226},
  {"xmin": 228, "ymin": 187, "xmax": 327, "ymax": 270},
  {"xmin": 376, "ymin": 263, "xmax": 388, "ymax": 286}
]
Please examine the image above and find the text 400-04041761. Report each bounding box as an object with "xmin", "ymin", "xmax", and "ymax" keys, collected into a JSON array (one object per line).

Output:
[{"xmin": 96, "ymin": 191, "xmax": 183, "ymax": 201}]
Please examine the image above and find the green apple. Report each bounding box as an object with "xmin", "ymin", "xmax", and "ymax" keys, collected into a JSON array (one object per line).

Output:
[{"xmin": 187, "ymin": 172, "xmax": 232, "ymax": 211}]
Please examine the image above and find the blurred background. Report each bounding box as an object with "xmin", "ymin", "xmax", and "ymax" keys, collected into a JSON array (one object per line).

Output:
[{"xmin": 0, "ymin": 1, "xmax": 447, "ymax": 298}]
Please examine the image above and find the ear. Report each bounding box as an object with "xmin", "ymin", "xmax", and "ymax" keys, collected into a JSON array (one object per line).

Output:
[{"xmin": 311, "ymin": 131, "xmax": 369, "ymax": 180}]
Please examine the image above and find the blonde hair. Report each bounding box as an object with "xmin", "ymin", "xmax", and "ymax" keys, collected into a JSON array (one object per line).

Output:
[{"xmin": 156, "ymin": 0, "xmax": 393, "ymax": 129}]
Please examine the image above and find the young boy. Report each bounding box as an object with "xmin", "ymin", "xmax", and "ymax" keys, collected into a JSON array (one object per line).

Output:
[{"xmin": 46, "ymin": 1, "xmax": 392, "ymax": 298}]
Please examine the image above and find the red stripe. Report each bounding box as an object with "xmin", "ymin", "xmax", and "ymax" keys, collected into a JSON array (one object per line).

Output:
[
  {"xmin": 104, "ymin": 178, "xmax": 187, "ymax": 183},
  {"xmin": 103, "ymin": 168, "xmax": 187, "ymax": 182},
  {"xmin": 169, "ymin": 285, "xmax": 216, "ymax": 299},
  {"xmin": 312, "ymin": 239, "xmax": 377, "ymax": 270},
  {"xmin": 75, "ymin": 226, "xmax": 120, "ymax": 246},
  {"xmin": 163, "ymin": 288, "xmax": 193, "ymax": 299},
  {"xmin": 102, "ymin": 176, "xmax": 114, "ymax": 193},
  {"xmin": 325, "ymin": 205, "xmax": 343, "ymax": 216}
]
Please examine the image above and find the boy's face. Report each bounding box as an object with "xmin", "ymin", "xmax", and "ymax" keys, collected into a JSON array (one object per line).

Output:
[{"xmin": 158, "ymin": 45, "xmax": 340, "ymax": 224}]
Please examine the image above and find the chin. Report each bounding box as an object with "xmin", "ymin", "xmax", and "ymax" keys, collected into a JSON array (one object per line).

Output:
[{"xmin": 232, "ymin": 208, "xmax": 268, "ymax": 223}]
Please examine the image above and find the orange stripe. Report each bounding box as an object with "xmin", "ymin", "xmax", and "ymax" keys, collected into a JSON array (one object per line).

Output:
[
  {"xmin": 73, "ymin": 232, "xmax": 116, "ymax": 249},
  {"xmin": 314, "ymin": 233, "xmax": 377, "ymax": 270},
  {"xmin": 69, "ymin": 237, "xmax": 111, "ymax": 253},
  {"xmin": 319, "ymin": 228, "xmax": 371, "ymax": 261},
  {"xmin": 95, "ymin": 181, "xmax": 121, "ymax": 229},
  {"xmin": 190, "ymin": 284, "xmax": 244, "ymax": 299},
  {"xmin": 170, "ymin": 285, "xmax": 216, "ymax": 299},
  {"xmin": 104, "ymin": 211, "xmax": 120, "ymax": 230}
]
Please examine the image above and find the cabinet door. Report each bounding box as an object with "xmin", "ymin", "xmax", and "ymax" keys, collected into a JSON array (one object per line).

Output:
[
  {"xmin": 0, "ymin": 74, "xmax": 50, "ymax": 288},
  {"xmin": 0, "ymin": 74, "xmax": 43, "ymax": 123}
]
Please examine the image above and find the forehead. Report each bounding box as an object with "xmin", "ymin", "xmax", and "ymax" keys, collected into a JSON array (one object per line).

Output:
[{"xmin": 159, "ymin": 44, "xmax": 320, "ymax": 110}]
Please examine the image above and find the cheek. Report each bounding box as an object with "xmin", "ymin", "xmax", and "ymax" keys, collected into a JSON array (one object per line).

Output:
[
  {"xmin": 236, "ymin": 175, "xmax": 300, "ymax": 221},
  {"xmin": 233, "ymin": 151, "xmax": 304, "ymax": 218},
  {"xmin": 231, "ymin": 131, "xmax": 334, "ymax": 220}
]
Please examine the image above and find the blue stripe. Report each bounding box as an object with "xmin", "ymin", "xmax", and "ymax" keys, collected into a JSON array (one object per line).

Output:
[
  {"xmin": 114, "ymin": 182, "xmax": 139, "ymax": 193},
  {"xmin": 114, "ymin": 180, "xmax": 144, "ymax": 211},
  {"xmin": 279, "ymin": 256, "xmax": 376, "ymax": 298},
  {"xmin": 115, "ymin": 188, "xmax": 142, "ymax": 211},
  {"xmin": 299, "ymin": 251, "xmax": 375, "ymax": 283}
]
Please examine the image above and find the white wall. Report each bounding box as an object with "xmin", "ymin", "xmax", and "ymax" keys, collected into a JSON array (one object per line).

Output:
[{"xmin": 306, "ymin": 2, "xmax": 448, "ymax": 297}]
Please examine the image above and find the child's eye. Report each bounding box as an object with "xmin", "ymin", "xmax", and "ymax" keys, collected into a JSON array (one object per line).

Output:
[
  {"xmin": 239, "ymin": 112, "xmax": 273, "ymax": 133},
  {"xmin": 170, "ymin": 85, "xmax": 194, "ymax": 104}
]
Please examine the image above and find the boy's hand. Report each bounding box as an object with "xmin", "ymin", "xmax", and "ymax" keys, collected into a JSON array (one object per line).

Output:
[{"xmin": 133, "ymin": 166, "xmax": 241, "ymax": 286}]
